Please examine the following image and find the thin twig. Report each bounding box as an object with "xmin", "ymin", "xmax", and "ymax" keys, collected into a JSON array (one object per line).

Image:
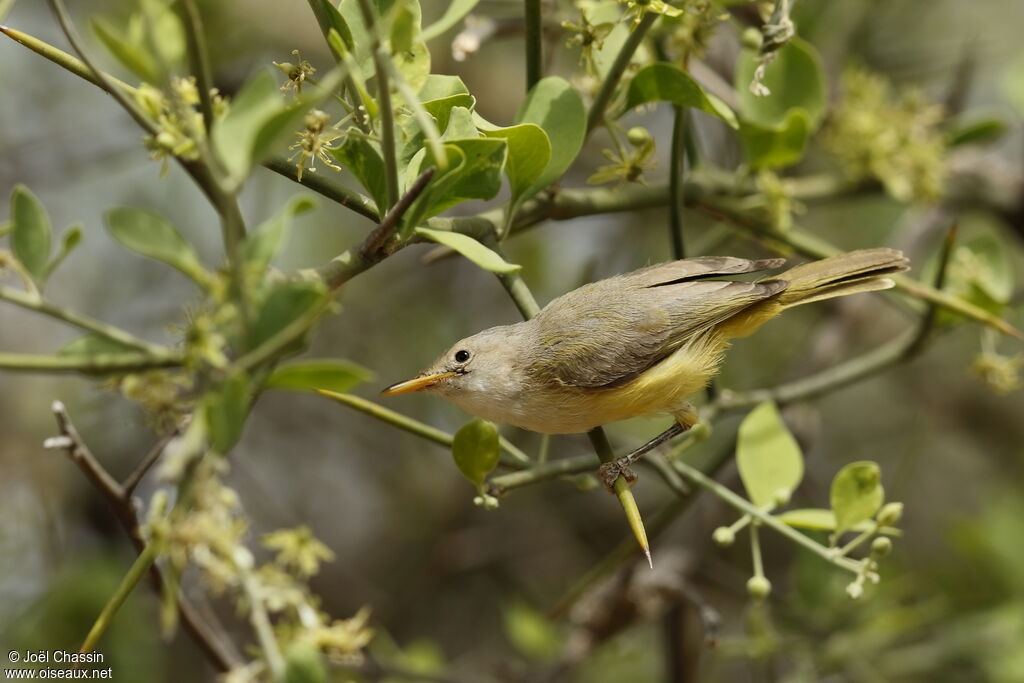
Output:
[
  {"xmin": 670, "ymin": 458, "xmax": 867, "ymax": 576},
  {"xmin": 714, "ymin": 330, "xmax": 919, "ymax": 411},
  {"xmin": 0, "ymin": 285, "xmax": 171, "ymax": 355},
  {"xmin": 524, "ymin": 0, "xmax": 542, "ymax": 91},
  {"xmin": 354, "ymin": 0, "xmax": 399, "ymax": 208},
  {"xmin": 364, "ymin": 167, "xmax": 437, "ymax": 256},
  {"xmin": 317, "ymin": 390, "xmax": 530, "ymax": 466},
  {"xmin": 586, "ymin": 12, "xmax": 657, "ymax": 134},
  {"xmin": 0, "ymin": 351, "xmax": 183, "ymax": 374},
  {"xmin": 179, "ymin": 0, "xmax": 215, "ymax": 133},
  {"xmin": 668, "ymin": 105, "xmax": 689, "ymax": 259},
  {"xmin": 264, "ymin": 157, "xmax": 379, "ymax": 221},
  {"xmin": 904, "ymin": 223, "xmax": 957, "ymax": 358},
  {"xmin": 43, "ymin": 1, "xmax": 228, "ymax": 215},
  {"xmin": 123, "ymin": 429, "xmax": 179, "ymax": 497}
]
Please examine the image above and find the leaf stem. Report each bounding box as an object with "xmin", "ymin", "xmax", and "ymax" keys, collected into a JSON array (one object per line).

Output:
[{"xmin": 586, "ymin": 12, "xmax": 657, "ymax": 134}]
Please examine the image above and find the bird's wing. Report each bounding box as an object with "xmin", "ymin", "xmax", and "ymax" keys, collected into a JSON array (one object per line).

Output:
[
  {"xmin": 532, "ymin": 261, "xmax": 787, "ymax": 389},
  {"xmin": 619, "ymin": 256, "xmax": 786, "ymax": 287}
]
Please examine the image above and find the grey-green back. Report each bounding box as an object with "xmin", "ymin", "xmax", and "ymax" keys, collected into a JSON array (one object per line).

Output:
[{"xmin": 527, "ymin": 257, "xmax": 788, "ymax": 389}]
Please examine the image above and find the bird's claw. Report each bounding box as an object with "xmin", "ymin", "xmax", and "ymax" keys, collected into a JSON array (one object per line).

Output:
[{"xmin": 598, "ymin": 457, "xmax": 638, "ymax": 492}]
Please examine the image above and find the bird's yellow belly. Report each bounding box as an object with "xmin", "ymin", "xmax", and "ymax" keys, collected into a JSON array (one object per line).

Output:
[{"xmin": 502, "ymin": 334, "xmax": 726, "ymax": 434}]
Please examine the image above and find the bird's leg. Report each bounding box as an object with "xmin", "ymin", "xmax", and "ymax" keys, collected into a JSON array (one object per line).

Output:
[
  {"xmin": 598, "ymin": 405, "xmax": 699, "ymax": 491},
  {"xmin": 598, "ymin": 422, "xmax": 688, "ymax": 491}
]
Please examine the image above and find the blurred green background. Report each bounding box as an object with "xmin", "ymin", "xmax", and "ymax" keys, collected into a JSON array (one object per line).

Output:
[{"xmin": 2, "ymin": 1, "xmax": 1024, "ymax": 681}]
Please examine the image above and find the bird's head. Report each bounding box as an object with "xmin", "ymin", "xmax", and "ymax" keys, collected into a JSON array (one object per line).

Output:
[{"xmin": 380, "ymin": 324, "xmax": 526, "ymax": 404}]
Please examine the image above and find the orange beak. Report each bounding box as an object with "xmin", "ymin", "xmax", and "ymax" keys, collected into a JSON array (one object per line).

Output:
[{"xmin": 380, "ymin": 371, "xmax": 459, "ymax": 396}]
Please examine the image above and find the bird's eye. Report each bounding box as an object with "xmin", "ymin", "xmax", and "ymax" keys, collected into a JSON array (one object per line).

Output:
[{"xmin": 454, "ymin": 349, "xmax": 471, "ymax": 363}]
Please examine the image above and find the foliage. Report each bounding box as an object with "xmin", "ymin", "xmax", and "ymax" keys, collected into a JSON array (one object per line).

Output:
[{"xmin": 1, "ymin": 0, "xmax": 1022, "ymax": 681}]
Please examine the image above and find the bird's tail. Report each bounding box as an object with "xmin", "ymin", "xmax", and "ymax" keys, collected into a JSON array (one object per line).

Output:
[{"xmin": 771, "ymin": 248, "xmax": 910, "ymax": 308}]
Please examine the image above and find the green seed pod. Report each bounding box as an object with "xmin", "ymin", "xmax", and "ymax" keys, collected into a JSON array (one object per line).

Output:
[{"xmin": 871, "ymin": 536, "xmax": 892, "ymax": 558}]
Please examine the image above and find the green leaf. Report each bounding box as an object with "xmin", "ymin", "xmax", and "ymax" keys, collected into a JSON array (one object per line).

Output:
[
  {"xmin": 421, "ymin": 0, "xmax": 479, "ymax": 41},
  {"xmin": 338, "ymin": 0, "xmax": 430, "ymax": 90},
  {"xmin": 946, "ymin": 115, "xmax": 1009, "ymax": 148},
  {"xmin": 59, "ymin": 334, "xmax": 139, "ymax": 357},
  {"xmin": 266, "ymin": 359, "xmax": 375, "ymax": 394},
  {"xmin": 503, "ymin": 601, "xmax": 564, "ymax": 663},
  {"xmin": 242, "ymin": 195, "xmax": 317, "ymax": 272},
  {"xmin": 625, "ymin": 63, "xmax": 739, "ymax": 129},
  {"xmin": 442, "ymin": 106, "xmax": 479, "ymax": 141},
  {"xmin": 203, "ymin": 373, "xmax": 252, "ymax": 454},
  {"xmin": 10, "ymin": 184, "xmax": 52, "ymax": 284},
  {"xmin": 251, "ymin": 280, "xmax": 328, "ymax": 351},
  {"xmin": 91, "ymin": 17, "xmax": 159, "ymax": 82},
  {"xmin": 329, "ymin": 133, "xmax": 390, "ymax": 214},
  {"xmin": 1003, "ymin": 53, "xmax": 1024, "ymax": 115},
  {"xmin": 830, "ymin": 461, "xmax": 884, "ymax": 536},
  {"xmin": 402, "ymin": 138, "xmax": 507, "ymax": 227},
  {"xmin": 422, "ymin": 94, "xmax": 475, "ymax": 134},
  {"xmin": 777, "ymin": 508, "xmax": 902, "ymax": 536},
  {"xmin": 390, "ymin": 0, "xmax": 417, "ymax": 53},
  {"xmin": 481, "ymin": 123, "xmax": 551, "ymax": 205},
  {"xmin": 284, "ymin": 643, "xmax": 327, "ymax": 683},
  {"xmin": 105, "ymin": 207, "xmax": 210, "ymax": 286},
  {"xmin": 415, "ymin": 227, "xmax": 520, "ymax": 274},
  {"xmin": 451, "ymin": 418, "xmax": 500, "ymax": 486},
  {"xmin": 213, "ymin": 68, "xmax": 341, "ymax": 188},
  {"xmin": 964, "ymin": 235, "xmax": 1014, "ymax": 306},
  {"xmin": 311, "ymin": 0, "xmax": 356, "ymax": 55},
  {"xmin": 736, "ymin": 401, "xmax": 804, "ymax": 507},
  {"xmin": 44, "ymin": 224, "xmax": 84, "ymax": 279},
  {"xmin": 418, "ymin": 74, "xmax": 470, "ymax": 101},
  {"xmin": 738, "ymin": 108, "xmax": 811, "ymax": 169},
  {"xmin": 513, "ymin": 77, "xmax": 586, "ymax": 198},
  {"xmin": 736, "ymin": 38, "xmax": 827, "ymax": 128},
  {"xmin": 139, "ymin": 0, "xmax": 185, "ymax": 67}
]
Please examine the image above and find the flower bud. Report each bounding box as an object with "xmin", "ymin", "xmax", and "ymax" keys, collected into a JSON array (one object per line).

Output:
[
  {"xmin": 846, "ymin": 581, "xmax": 864, "ymax": 599},
  {"xmin": 747, "ymin": 576, "xmax": 772, "ymax": 600},
  {"xmin": 870, "ymin": 536, "xmax": 892, "ymax": 558},
  {"xmin": 627, "ymin": 126, "xmax": 652, "ymax": 147},
  {"xmin": 741, "ymin": 27, "xmax": 763, "ymax": 51},
  {"xmin": 712, "ymin": 527, "xmax": 735, "ymax": 546},
  {"xmin": 772, "ymin": 488, "xmax": 791, "ymax": 506},
  {"xmin": 876, "ymin": 502, "xmax": 903, "ymax": 527},
  {"xmin": 689, "ymin": 422, "xmax": 711, "ymax": 442}
]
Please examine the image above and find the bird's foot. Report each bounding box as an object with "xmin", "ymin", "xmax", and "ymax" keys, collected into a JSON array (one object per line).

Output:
[
  {"xmin": 598, "ymin": 458, "xmax": 638, "ymax": 492},
  {"xmin": 597, "ymin": 422, "xmax": 690, "ymax": 493}
]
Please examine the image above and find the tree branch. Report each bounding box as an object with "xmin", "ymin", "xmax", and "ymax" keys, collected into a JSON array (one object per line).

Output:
[
  {"xmin": 0, "ymin": 285, "xmax": 172, "ymax": 355},
  {"xmin": 44, "ymin": 402, "xmax": 241, "ymax": 672},
  {"xmin": 0, "ymin": 351, "xmax": 183, "ymax": 374},
  {"xmin": 316, "ymin": 390, "xmax": 531, "ymax": 466}
]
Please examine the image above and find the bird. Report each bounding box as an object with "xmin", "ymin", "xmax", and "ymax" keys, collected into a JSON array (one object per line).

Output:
[{"xmin": 381, "ymin": 249, "xmax": 909, "ymax": 486}]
